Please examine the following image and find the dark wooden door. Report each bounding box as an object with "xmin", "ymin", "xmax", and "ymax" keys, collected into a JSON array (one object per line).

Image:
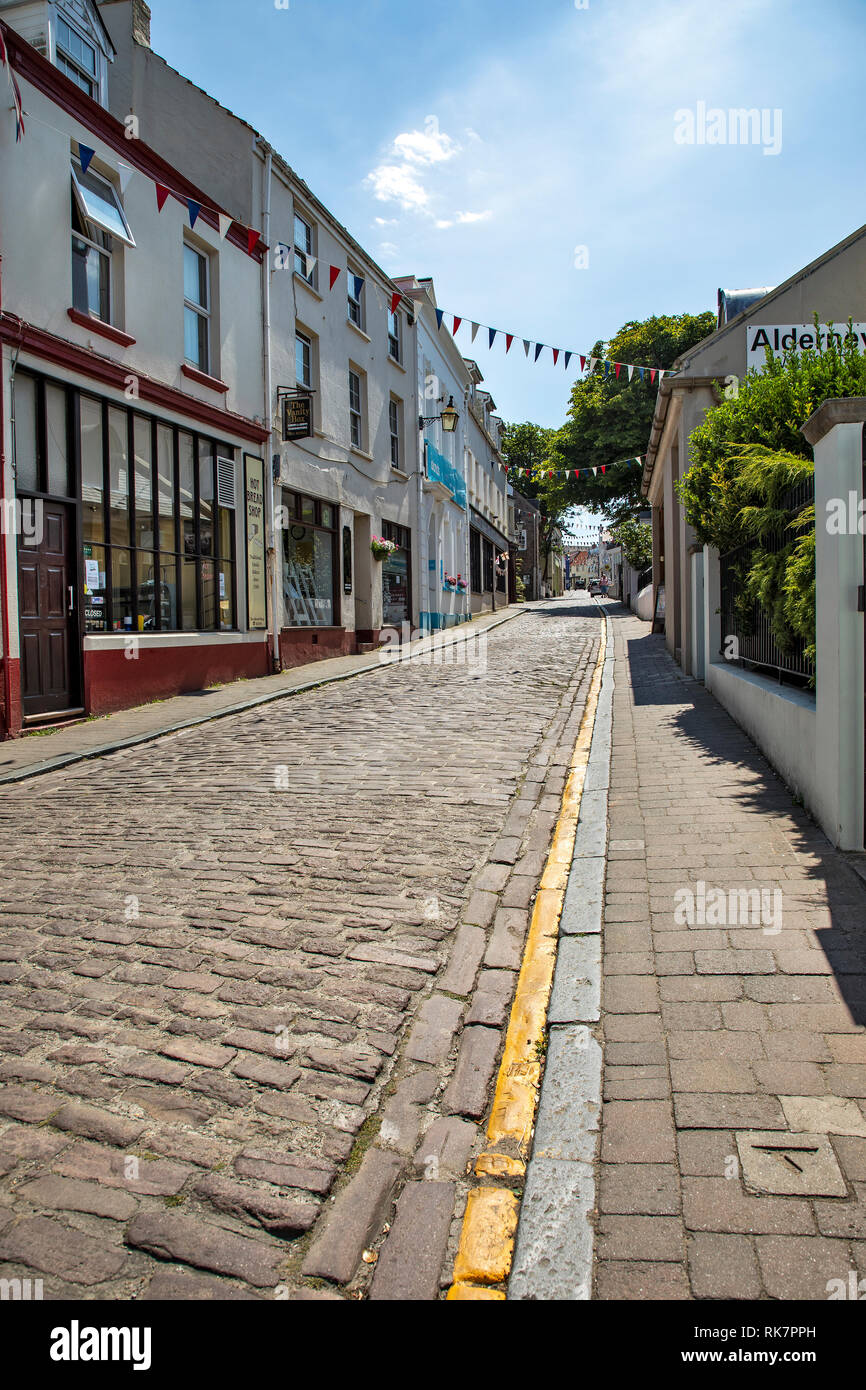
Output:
[{"xmin": 17, "ymin": 501, "xmax": 79, "ymax": 718}]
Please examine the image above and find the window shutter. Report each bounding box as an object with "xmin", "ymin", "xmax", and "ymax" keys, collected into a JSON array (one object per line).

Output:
[{"xmin": 217, "ymin": 457, "xmax": 236, "ymax": 509}]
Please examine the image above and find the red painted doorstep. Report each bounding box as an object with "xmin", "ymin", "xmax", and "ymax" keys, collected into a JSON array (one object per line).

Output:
[{"xmin": 83, "ymin": 641, "xmax": 269, "ymax": 716}]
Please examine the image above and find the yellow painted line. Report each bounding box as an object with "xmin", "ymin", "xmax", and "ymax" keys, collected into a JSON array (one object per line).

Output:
[
  {"xmin": 447, "ymin": 1284, "xmax": 506, "ymax": 1301},
  {"xmin": 448, "ymin": 618, "xmax": 607, "ymax": 1298},
  {"xmin": 451, "ymin": 1189, "xmax": 520, "ymax": 1285}
]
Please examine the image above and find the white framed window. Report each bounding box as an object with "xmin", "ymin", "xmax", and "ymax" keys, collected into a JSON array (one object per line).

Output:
[
  {"xmin": 70, "ymin": 159, "xmax": 134, "ymax": 324},
  {"xmin": 347, "ymin": 270, "xmax": 364, "ymax": 329},
  {"xmin": 56, "ymin": 15, "xmax": 99, "ymax": 97},
  {"xmin": 389, "ymin": 398, "xmax": 402, "ymax": 470},
  {"xmin": 71, "ymin": 158, "xmax": 135, "ymax": 246},
  {"xmin": 349, "ymin": 369, "xmax": 363, "ymax": 450},
  {"xmin": 183, "ymin": 242, "xmax": 211, "ymax": 373},
  {"xmin": 296, "ymin": 330, "xmax": 312, "ymax": 389},
  {"xmin": 294, "ymin": 212, "xmax": 315, "ymax": 284},
  {"xmin": 388, "ymin": 309, "xmax": 401, "ymax": 362}
]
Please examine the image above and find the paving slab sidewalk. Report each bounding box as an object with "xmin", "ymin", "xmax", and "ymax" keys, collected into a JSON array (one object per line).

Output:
[
  {"xmin": 0, "ymin": 606, "xmax": 523, "ymax": 785},
  {"xmin": 518, "ymin": 603, "xmax": 866, "ymax": 1301}
]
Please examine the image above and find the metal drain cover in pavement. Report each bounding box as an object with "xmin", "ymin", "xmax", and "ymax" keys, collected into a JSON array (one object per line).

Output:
[{"xmin": 735, "ymin": 1131, "xmax": 847, "ymax": 1197}]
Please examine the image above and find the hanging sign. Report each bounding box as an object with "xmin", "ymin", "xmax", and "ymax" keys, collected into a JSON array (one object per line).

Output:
[
  {"xmin": 244, "ymin": 455, "xmax": 268, "ymax": 632},
  {"xmin": 283, "ymin": 393, "xmax": 313, "ymax": 441}
]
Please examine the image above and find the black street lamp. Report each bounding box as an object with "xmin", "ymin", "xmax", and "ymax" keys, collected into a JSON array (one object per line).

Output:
[{"xmin": 419, "ymin": 396, "xmax": 459, "ymax": 433}]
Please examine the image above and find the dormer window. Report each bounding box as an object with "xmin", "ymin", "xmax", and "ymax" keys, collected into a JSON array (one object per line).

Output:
[{"xmin": 57, "ymin": 15, "xmax": 98, "ymax": 97}]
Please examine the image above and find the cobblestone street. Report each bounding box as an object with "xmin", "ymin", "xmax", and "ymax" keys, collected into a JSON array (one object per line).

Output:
[{"xmin": 0, "ymin": 602, "xmax": 600, "ymax": 1299}]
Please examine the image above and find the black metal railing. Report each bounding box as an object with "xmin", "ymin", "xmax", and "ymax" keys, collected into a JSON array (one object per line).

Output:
[{"xmin": 718, "ymin": 476, "xmax": 814, "ymax": 687}]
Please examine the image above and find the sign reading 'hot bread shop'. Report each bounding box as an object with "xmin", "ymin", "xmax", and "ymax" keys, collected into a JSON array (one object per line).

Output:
[{"xmin": 283, "ymin": 395, "xmax": 313, "ymax": 441}]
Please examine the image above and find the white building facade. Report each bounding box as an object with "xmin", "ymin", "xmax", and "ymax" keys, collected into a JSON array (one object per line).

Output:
[
  {"xmin": 0, "ymin": 1, "xmax": 270, "ymax": 735},
  {"xmin": 392, "ymin": 277, "xmax": 471, "ymax": 632}
]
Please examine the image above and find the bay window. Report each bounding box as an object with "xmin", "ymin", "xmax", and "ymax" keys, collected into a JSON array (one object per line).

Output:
[{"xmin": 57, "ymin": 16, "xmax": 98, "ymax": 97}]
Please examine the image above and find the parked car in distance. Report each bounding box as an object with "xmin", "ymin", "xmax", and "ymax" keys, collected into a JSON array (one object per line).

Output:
[{"xmin": 589, "ymin": 581, "xmax": 609, "ymax": 597}]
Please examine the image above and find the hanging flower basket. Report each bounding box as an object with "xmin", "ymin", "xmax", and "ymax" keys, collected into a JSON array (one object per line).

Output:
[{"xmin": 371, "ymin": 537, "xmax": 399, "ymax": 560}]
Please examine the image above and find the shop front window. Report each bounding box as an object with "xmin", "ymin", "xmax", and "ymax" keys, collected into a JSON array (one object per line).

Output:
[
  {"xmin": 281, "ymin": 491, "xmax": 336, "ymax": 627},
  {"xmin": 76, "ymin": 392, "xmax": 236, "ymax": 633},
  {"xmin": 382, "ymin": 521, "xmax": 411, "ymax": 627}
]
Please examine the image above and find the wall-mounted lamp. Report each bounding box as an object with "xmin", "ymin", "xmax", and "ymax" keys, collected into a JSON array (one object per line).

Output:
[{"xmin": 419, "ymin": 396, "xmax": 459, "ymax": 433}]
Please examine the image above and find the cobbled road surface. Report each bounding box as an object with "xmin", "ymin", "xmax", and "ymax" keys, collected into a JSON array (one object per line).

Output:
[{"xmin": 0, "ymin": 600, "xmax": 600, "ymax": 1299}]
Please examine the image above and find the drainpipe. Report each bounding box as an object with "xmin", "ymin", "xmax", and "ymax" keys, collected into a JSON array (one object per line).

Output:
[
  {"xmin": 259, "ymin": 144, "xmax": 281, "ymax": 673},
  {"xmin": 0, "ymin": 254, "xmax": 17, "ymax": 739}
]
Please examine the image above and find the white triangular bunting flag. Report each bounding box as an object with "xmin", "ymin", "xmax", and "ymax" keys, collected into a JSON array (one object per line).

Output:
[
  {"xmin": 306, "ymin": 257, "xmax": 318, "ymax": 277},
  {"xmin": 627, "ymin": 365, "xmax": 634, "ymax": 382},
  {"xmin": 658, "ymin": 370, "xmax": 666, "ymax": 383},
  {"xmin": 118, "ymin": 163, "xmax": 134, "ymax": 194},
  {"xmin": 589, "ymin": 357, "xmax": 597, "ymax": 372},
  {"xmin": 470, "ymin": 322, "xmax": 480, "ymax": 343},
  {"xmin": 523, "ymin": 340, "xmax": 531, "ymax": 357},
  {"xmin": 592, "ymin": 467, "xmax": 598, "ymax": 476},
  {"xmin": 218, "ymin": 213, "xmax": 233, "ymax": 240}
]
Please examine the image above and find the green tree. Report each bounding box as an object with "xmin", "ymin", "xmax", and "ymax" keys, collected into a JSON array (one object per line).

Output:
[
  {"xmin": 501, "ymin": 422, "xmax": 573, "ymax": 585},
  {"xmin": 675, "ymin": 323, "xmax": 866, "ymax": 668},
  {"xmin": 552, "ymin": 312, "xmax": 716, "ymax": 524},
  {"xmin": 610, "ymin": 516, "xmax": 653, "ymax": 572}
]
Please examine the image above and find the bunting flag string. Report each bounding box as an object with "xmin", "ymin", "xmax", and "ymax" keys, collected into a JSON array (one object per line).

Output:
[
  {"xmin": 502, "ymin": 455, "xmax": 646, "ymax": 481},
  {"xmin": 431, "ymin": 303, "xmax": 669, "ymax": 385}
]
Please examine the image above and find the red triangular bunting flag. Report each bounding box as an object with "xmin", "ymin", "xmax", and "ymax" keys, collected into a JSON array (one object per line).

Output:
[
  {"xmin": 453, "ymin": 316, "xmax": 462, "ymax": 335},
  {"xmin": 390, "ymin": 291, "xmax": 401, "ymax": 314},
  {"xmin": 615, "ymin": 362, "xmax": 622, "ymax": 378},
  {"xmin": 650, "ymin": 368, "xmax": 657, "ymax": 385},
  {"xmin": 329, "ymin": 266, "xmax": 341, "ymax": 290},
  {"xmin": 247, "ymin": 229, "xmax": 260, "ymax": 256},
  {"xmin": 552, "ymin": 349, "xmax": 560, "ymax": 366},
  {"xmin": 601, "ymin": 466, "xmax": 606, "ymax": 474},
  {"xmin": 156, "ymin": 184, "xmax": 170, "ymax": 213},
  {"xmin": 506, "ymin": 334, "xmax": 514, "ymax": 353},
  {"xmin": 580, "ymin": 355, "xmax": 587, "ymax": 371}
]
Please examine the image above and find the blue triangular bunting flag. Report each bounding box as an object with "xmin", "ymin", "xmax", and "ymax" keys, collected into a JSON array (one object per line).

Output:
[
  {"xmin": 564, "ymin": 352, "xmax": 572, "ymax": 370},
  {"xmin": 352, "ymin": 275, "xmax": 365, "ymax": 301},
  {"xmin": 435, "ymin": 309, "xmax": 444, "ymax": 330},
  {"xmin": 188, "ymin": 200, "xmax": 202, "ymax": 228},
  {"xmin": 489, "ymin": 327, "xmax": 497, "ymax": 350},
  {"xmin": 638, "ymin": 366, "xmax": 646, "ymax": 381},
  {"xmin": 534, "ymin": 343, "xmax": 544, "ymax": 362},
  {"xmin": 78, "ymin": 144, "xmax": 95, "ymax": 175},
  {"xmin": 604, "ymin": 360, "xmax": 611, "ymax": 376}
]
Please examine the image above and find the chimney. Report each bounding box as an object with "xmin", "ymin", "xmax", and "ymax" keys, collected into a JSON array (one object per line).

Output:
[
  {"xmin": 132, "ymin": 0, "xmax": 151, "ymax": 48},
  {"xmin": 98, "ymin": 0, "xmax": 152, "ymax": 49}
]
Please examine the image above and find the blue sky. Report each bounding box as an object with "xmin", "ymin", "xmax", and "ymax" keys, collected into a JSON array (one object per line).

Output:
[{"xmin": 149, "ymin": 0, "xmax": 866, "ymax": 432}]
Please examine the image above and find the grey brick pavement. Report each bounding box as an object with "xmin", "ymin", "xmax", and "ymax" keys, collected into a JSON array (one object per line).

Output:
[{"xmin": 594, "ymin": 610, "xmax": 866, "ymax": 1301}]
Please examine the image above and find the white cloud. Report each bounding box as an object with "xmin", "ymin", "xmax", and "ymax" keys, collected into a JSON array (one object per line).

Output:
[
  {"xmin": 393, "ymin": 128, "xmax": 459, "ymax": 165},
  {"xmin": 374, "ymin": 216, "xmax": 398, "ymax": 226},
  {"xmin": 455, "ymin": 210, "xmax": 492, "ymax": 224},
  {"xmin": 435, "ymin": 219, "xmax": 454, "ymax": 230},
  {"xmin": 365, "ymin": 124, "xmax": 463, "ymax": 217},
  {"xmin": 365, "ymin": 162, "xmax": 430, "ymax": 211}
]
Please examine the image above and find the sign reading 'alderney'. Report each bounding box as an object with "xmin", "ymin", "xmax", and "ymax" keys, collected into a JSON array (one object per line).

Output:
[{"xmin": 747, "ymin": 323, "xmax": 866, "ymax": 373}]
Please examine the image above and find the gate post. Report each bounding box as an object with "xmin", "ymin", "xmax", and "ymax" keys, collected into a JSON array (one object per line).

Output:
[{"xmin": 803, "ymin": 399, "xmax": 866, "ymax": 849}]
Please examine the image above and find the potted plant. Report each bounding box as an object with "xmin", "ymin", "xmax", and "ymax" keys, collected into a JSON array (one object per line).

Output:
[{"xmin": 371, "ymin": 536, "xmax": 399, "ymax": 560}]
